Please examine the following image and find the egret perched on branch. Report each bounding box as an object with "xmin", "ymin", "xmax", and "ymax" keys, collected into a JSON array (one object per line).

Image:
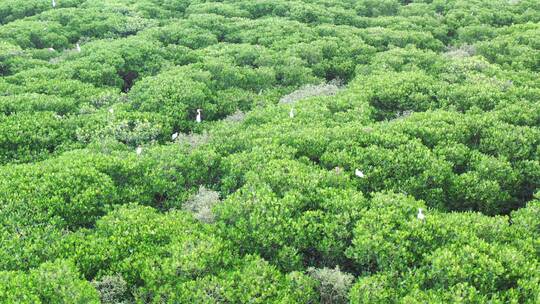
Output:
[
  {"xmin": 417, "ymin": 208, "xmax": 425, "ymax": 221},
  {"xmin": 196, "ymin": 109, "xmax": 202, "ymax": 123},
  {"xmin": 289, "ymin": 107, "xmax": 294, "ymax": 118},
  {"xmin": 355, "ymin": 169, "xmax": 365, "ymax": 178},
  {"xmin": 172, "ymin": 132, "xmax": 178, "ymax": 140},
  {"xmin": 52, "ymin": 0, "xmax": 56, "ymax": 8},
  {"xmin": 47, "ymin": 47, "xmax": 55, "ymax": 52},
  {"xmin": 76, "ymin": 43, "xmax": 81, "ymax": 52},
  {"xmin": 136, "ymin": 146, "xmax": 143, "ymax": 156}
]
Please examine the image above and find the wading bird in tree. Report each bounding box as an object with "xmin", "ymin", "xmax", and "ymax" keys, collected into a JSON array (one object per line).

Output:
[
  {"xmin": 196, "ymin": 109, "xmax": 202, "ymax": 123},
  {"xmin": 417, "ymin": 208, "xmax": 425, "ymax": 221}
]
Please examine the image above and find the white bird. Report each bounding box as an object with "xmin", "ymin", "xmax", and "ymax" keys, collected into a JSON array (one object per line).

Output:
[
  {"xmin": 355, "ymin": 169, "xmax": 365, "ymax": 178},
  {"xmin": 136, "ymin": 146, "xmax": 143, "ymax": 155},
  {"xmin": 172, "ymin": 132, "xmax": 178, "ymax": 140},
  {"xmin": 417, "ymin": 208, "xmax": 425, "ymax": 221},
  {"xmin": 289, "ymin": 107, "xmax": 294, "ymax": 118},
  {"xmin": 108, "ymin": 108, "xmax": 114, "ymax": 114},
  {"xmin": 76, "ymin": 43, "xmax": 81, "ymax": 52},
  {"xmin": 196, "ymin": 109, "xmax": 202, "ymax": 123},
  {"xmin": 52, "ymin": 0, "xmax": 56, "ymax": 7},
  {"xmin": 47, "ymin": 47, "xmax": 55, "ymax": 52}
]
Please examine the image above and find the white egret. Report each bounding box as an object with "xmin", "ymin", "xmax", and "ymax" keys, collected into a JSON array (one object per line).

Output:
[
  {"xmin": 289, "ymin": 107, "xmax": 294, "ymax": 118},
  {"xmin": 355, "ymin": 169, "xmax": 365, "ymax": 178},
  {"xmin": 76, "ymin": 43, "xmax": 81, "ymax": 52},
  {"xmin": 196, "ymin": 109, "xmax": 202, "ymax": 123},
  {"xmin": 52, "ymin": 0, "xmax": 56, "ymax": 8},
  {"xmin": 417, "ymin": 208, "xmax": 425, "ymax": 221},
  {"xmin": 109, "ymin": 108, "xmax": 114, "ymax": 114},
  {"xmin": 172, "ymin": 132, "xmax": 179, "ymax": 140},
  {"xmin": 47, "ymin": 47, "xmax": 55, "ymax": 52},
  {"xmin": 136, "ymin": 146, "xmax": 143, "ymax": 155}
]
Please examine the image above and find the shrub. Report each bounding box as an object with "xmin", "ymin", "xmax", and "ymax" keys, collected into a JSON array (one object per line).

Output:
[
  {"xmin": 92, "ymin": 274, "xmax": 129, "ymax": 304},
  {"xmin": 74, "ymin": 109, "xmax": 172, "ymax": 147},
  {"xmin": 307, "ymin": 266, "xmax": 354, "ymax": 304},
  {"xmin": 183, "ymin": 186, "xmax": 221, "ymax": 223},
  {"xmin": 167, "ymin": 255, "xmax": 318, "ymax": 303},
  {"xmin": 0, "ymin": 260, "xmax": 100, "ymax": 303},
  {"xmin": 175, "ymin": 131, "xmax": 211, "ymax": 150},
  {"xmin": 444, "ymin": 44, "xmax": 476, "ymax": 58},
  {"xmin": 128, "ymin": 67, "xmax": 215, "ymax": 131},
  {"xmin": 0, "ymin": 112, "xmax": 78, "ymax": 164},
  {"xmin": 353, "ymin": 70, "xmax": 441, "ymax": 120},
  {"xmin": 279, "ymin": 80, "xmax": 342, "ymax": 104},
  {"xmin": 223, "ymin": 110, "xmax": 246, "ymax": 123},
  {"xmin": 349, "ymin": 272, "xmax": 398, "ymax": 304},
  {"xmin": 0, "ymin": 93, "xmax": 78, "ymax": 115},
  {"xmin": 65, "ymin": 204, "xmax": 231, "ymax": 291}
]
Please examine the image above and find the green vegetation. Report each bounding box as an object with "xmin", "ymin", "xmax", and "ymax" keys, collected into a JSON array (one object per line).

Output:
[{"xmin": 0, "ymin": 0, "xmax": 539, "ymax": 302}]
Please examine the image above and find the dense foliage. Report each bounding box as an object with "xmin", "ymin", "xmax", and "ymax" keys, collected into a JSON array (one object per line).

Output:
[{"xmin": 0, "ymin": 0, "xmax": 539, "ymax": 302}]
